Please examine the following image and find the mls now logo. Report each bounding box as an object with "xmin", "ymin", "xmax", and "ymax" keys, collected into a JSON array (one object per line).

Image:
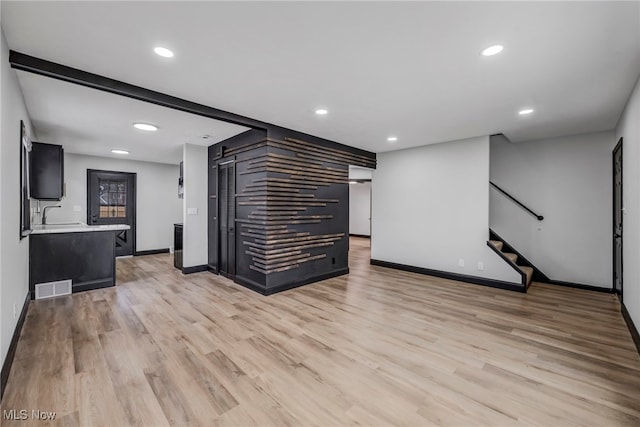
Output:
[
  {"xmin": 3, "ymin": 409, "xmax": 56, "ymax": 420},
  {"xmin": 32, "ymin": 410, "xmax": 57, "ymax": 420},
  {"xmin": 3, "ymin": 410, "xmax": 28, "ymax": 420}
]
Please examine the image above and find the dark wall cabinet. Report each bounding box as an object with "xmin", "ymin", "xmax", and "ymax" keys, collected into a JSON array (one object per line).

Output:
[{"xmin": 30, "ymin": 142, "xmax": 64, "ymax": 200}]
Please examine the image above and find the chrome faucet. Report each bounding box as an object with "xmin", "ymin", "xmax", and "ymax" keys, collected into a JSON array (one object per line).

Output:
[{"xmin": 42, "ymin": 205, "xmax": 61, "ymax": 225}]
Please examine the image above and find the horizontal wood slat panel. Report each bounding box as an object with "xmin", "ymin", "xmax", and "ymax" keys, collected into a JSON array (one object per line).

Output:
[
  {"xmin": 219, "ymin": 137, "xmax": 376, "ymax": 168},
  {"xmin": 247, "ymin": 215, "xmax": 333, "ymax": 221},
  {"xmin": 237, "ymin": 192, "xmax": 315, "ymax": 198},
  {"xmin": 218, "ymin": 135, "xmax": 373, "ymax": 276},
  {"xmin": 241, "ymin": 232, "xmax": 311, "ymax": 240},
  {"xmin": 252, "ymin": 206, "xmax": 308, "ymax": 211},
  {"xmin": 284, "ymin": 137, "xmax": 376, "ymax": 165},
  {"xmin": 242, "ymin": 187, "xmax": 302, "ymax": 193},
  {"xmin": 245, "ymin": 249, "xmax": 304, "ymax": 261},
  {"xmin": 244, "ymin": 237, "xmax": 343, "ymax": 251},
  {"xmin": 250, "ymin": 264, "xmax": 296, "ymax": 274},
  {"xmin": 247, "ymin": 160, "xmax": 347, "ymax": 177},
  {"xmin": 240, "ymin": 167, "xmax": 347, "ymax": 183},
  {"xmin": 245, "ymin": 197, "xmax": 339, "ymax": 203},
  {"xmin": 250, "ymin": 253, "xmax": 328, "ymax": 274},
  {"xmin": 238, "ymin": 202, "xmax": 329, "ymax": 207},
  {"xmin": 245, "ymin": 229, "xmax": 311, "ymax": 237},
  {"xmin": 252, "ymin": 254, "xmax": 328, "ymax": 273},
  {"xmin": 239, "ymin": 224, "xmax": 288, "ymax": 230},
  {"xmin": 270, "ymin": 138, "xmax": 376, "ymax": 168},
  {"xmin": 245, "ymin": 241, "xmax": 336, "ymax": 256},
  {"xmin": 249, "ymin": 251, "xmax": 310, "ymax": 263},
  {"xmin": 250, "ymin": 177, "xmax": 330, "ymax": 188},
  {"xmin": 246, "ymin": 183, "xmax": 319, "ymax": 190},
  {"xmin": 249, "ymin": 155, "xmax": 345, "ymax": 172},
  {"xmin": 250, "ymin": 210, "xmax": 309, "ymax": 215},
  {"xmin": 222, "ymin": 140, "xmax": 268, "ymax": 156},
  {"xmin": 248, "ymin": 233, "xmax": 344, "ymax": 247},
  {"xmin": 237, "ymin": 219, "xmax": 322, "ymax": 226}
]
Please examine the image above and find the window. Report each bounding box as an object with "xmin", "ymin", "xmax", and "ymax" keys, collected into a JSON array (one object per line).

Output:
[
  {"xmin": 20, "ymin": 120, "xmax": 31, "ymax": 238},
  {"xmin": 98, "ymin": 179, "xmax": 127, "ymax": 218}
]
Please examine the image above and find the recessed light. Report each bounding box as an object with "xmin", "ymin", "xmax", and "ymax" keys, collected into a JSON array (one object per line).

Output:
[
  {"xmin": 133, "ymin": 122, "xmax": 158, "ymax": 131},
  {"xmin": 518, "ymin": 108, "xmax": 534, "ymax": 115},
  {"xmin": 387, "ymin": 136, "xmax": 398, "ymax": 142},
  {"xmin": 315, "ymin": 109, "xmax": 328, "ymax": 115},
  {"xmin": 349, "ymin": 181, "xmax": 358, "ymax": 184},
  {"xmin": 111, "ymin": 149, "xmax": 129, "ymax": 155},
  {"xmin": 481, "ymin": 45, "xmax": 504, "ymax": 56},
  {"xmin": 154, "ymin": 46, "xmax": 174, "ymax": 58}
]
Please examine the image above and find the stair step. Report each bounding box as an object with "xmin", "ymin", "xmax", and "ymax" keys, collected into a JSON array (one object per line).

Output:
[
  {"xmin": 519, "ymin": 266, "xmax": 534, "ymax": 288},
  {"xmin": 489, "ymin": 240, "xmax": 503, "ymax": 251},
  {"xmin": 503, "ymin": 252, "xmax": 518, "ymax": 263}
]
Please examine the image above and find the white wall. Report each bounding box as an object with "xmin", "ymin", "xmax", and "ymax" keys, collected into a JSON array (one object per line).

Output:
[
  {"xmin": 348, "ymin": 165, "xmax": 373, "ymax": 180},
  {"xmin": 182, "ymin": 144, "xmax": 208, "ymax": 268},
  {"xmin": 490, "ymin": 131, "xmax": 614, "ymax": 287},
  {"xmin": 44, "ymin": 153, "xmax": 182, "ymax": 252},
  {"xmin": 349, "ymin": 182, "xmax": 371, "ymax": 236},
  {"xmin": 616, "ymin": 74, "xmax": 640, "ymax": 333},
  {"xmin": 371, "ymin": 136, "xmax": 521, "ymax": 284},
  {"xmin": 0, "ymin": 28, "xmax": 32, "ymax": 366}
]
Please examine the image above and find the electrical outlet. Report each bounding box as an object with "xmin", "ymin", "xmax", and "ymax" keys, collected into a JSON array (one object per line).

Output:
[
  {"xmin": 13, "ymin": 302, "xmax": 17, "ymax": 319},
  {"xmin": 458, "ymin": 258, "xmax": 465, "ymax": 268},
  {"xmin": 477, "ymin": 262, "xmax": 484, "ymax": 271},
  {"xmin": 187, "ymin": 207, "xmax": 198, "ymax": 215},
  {"xmin": 73, "ymin": 205, "xmax": 82, "ymax": 212}
]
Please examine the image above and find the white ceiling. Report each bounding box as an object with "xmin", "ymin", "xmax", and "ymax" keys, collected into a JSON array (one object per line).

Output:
[
  {"xmin": 2, "ymin": 1, "xmax": 640, "ymax": 158},
  {"xmin": 16, "ymin": 71, "xmax": 248, "ymax": 164}
]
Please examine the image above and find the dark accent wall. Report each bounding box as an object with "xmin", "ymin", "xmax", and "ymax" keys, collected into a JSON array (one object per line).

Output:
[
  {"xmin": 209, "ymin": 129, "xmax": 268, "ymax": 281},
  {"xmin": 209, "ymin": 128, "xmax": 376, "ymax": 294}
]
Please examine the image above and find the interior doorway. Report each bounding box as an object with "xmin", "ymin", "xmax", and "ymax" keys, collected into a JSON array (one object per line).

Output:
[
  {"xmin": 87, "ymin": 169, "xmax": 136, "ymax": 257},
  {"xmin": 348, "ymin": 165, "xmax": 373, "ymax": 239},
  {"xmin": 349, "ymin": 181, "xmax": 372, "ymax": 237},
  {"xmin": 613, "ymin": 138, "xmax": 623, "ymax": 299},
  {"xmin": 349, "ymin": 165, "xmax": 374, "ymax": 270}
]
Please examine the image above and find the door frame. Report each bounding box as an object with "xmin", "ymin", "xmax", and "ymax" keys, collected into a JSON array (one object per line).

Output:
[
  {"xmin": 612, "ymin": 138, "xmax": 623, "ymax": 299},
  {"xmin": 218, "ymin": 160, "xmax": 236, "ymax": 279},
  {"xmin": 86, "ymin": 169, "xmax": 137, "ymax": 256}
]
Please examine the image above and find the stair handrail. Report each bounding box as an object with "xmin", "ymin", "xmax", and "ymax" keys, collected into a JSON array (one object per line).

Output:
[{"xmin": 490, "ymin": 182, "xmax": 544, "ymax": 221}]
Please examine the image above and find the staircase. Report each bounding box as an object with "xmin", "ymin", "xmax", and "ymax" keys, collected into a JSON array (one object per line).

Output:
[
  {"xmin": 488, "ymin": 239, "xmax": 534, "ymax": 289},
  {"xmin": 488, "ymin": 180, "xmax": 545, "ymax": 291}
]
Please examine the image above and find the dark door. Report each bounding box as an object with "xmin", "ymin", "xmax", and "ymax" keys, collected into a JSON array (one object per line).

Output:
[
  {"xmin": 87, "ymin": 170, "xmax": 136, "ymax": 257},
  {"xmin": 218, "ymin": 162, "xmax": 235, "ymax": 278},
  {"xmin": 613, "ymin": 138, "xmax": 623, "ymax": 299}
]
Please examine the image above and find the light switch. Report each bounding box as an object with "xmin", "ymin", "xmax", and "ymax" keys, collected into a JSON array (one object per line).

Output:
[{"xmin": 187, "ymin": 207, "xmax": 198, "ymax": 215}]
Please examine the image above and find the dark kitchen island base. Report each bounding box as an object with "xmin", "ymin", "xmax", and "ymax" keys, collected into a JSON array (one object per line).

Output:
[{"xmin": 29, "ymin": 230, "xmax": 116, "ymax": 299}]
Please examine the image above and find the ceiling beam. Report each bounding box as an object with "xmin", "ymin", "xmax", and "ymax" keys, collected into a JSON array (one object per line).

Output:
[{"xmin": 9, "ymin": 50, "xmax": 269, "ymax": 131}]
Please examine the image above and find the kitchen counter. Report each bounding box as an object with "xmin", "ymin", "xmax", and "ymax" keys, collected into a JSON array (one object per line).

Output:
[
  {"xmin": 31, "ymin": 222, "xmax": 130, "ymax": 234},
  {"xmin": 29, "ymin": 223, "xmax": 128, "ymax": 298}
]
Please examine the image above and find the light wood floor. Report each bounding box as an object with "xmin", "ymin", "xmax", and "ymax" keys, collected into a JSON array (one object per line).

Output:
[{"xmin": 2, "ymin": 237, "xmax": 640, "ymax": 426}]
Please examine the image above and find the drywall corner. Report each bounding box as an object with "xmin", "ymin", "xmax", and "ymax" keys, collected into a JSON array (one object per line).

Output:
[{"xmin": 182, "ymin": 144, "xmax": 208, "ymax": 268}]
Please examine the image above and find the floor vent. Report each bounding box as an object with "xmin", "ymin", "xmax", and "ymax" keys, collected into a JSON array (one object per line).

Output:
[{"xmin": 35, "ymin": 279, "xmax": 72, "ymax": 300}]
